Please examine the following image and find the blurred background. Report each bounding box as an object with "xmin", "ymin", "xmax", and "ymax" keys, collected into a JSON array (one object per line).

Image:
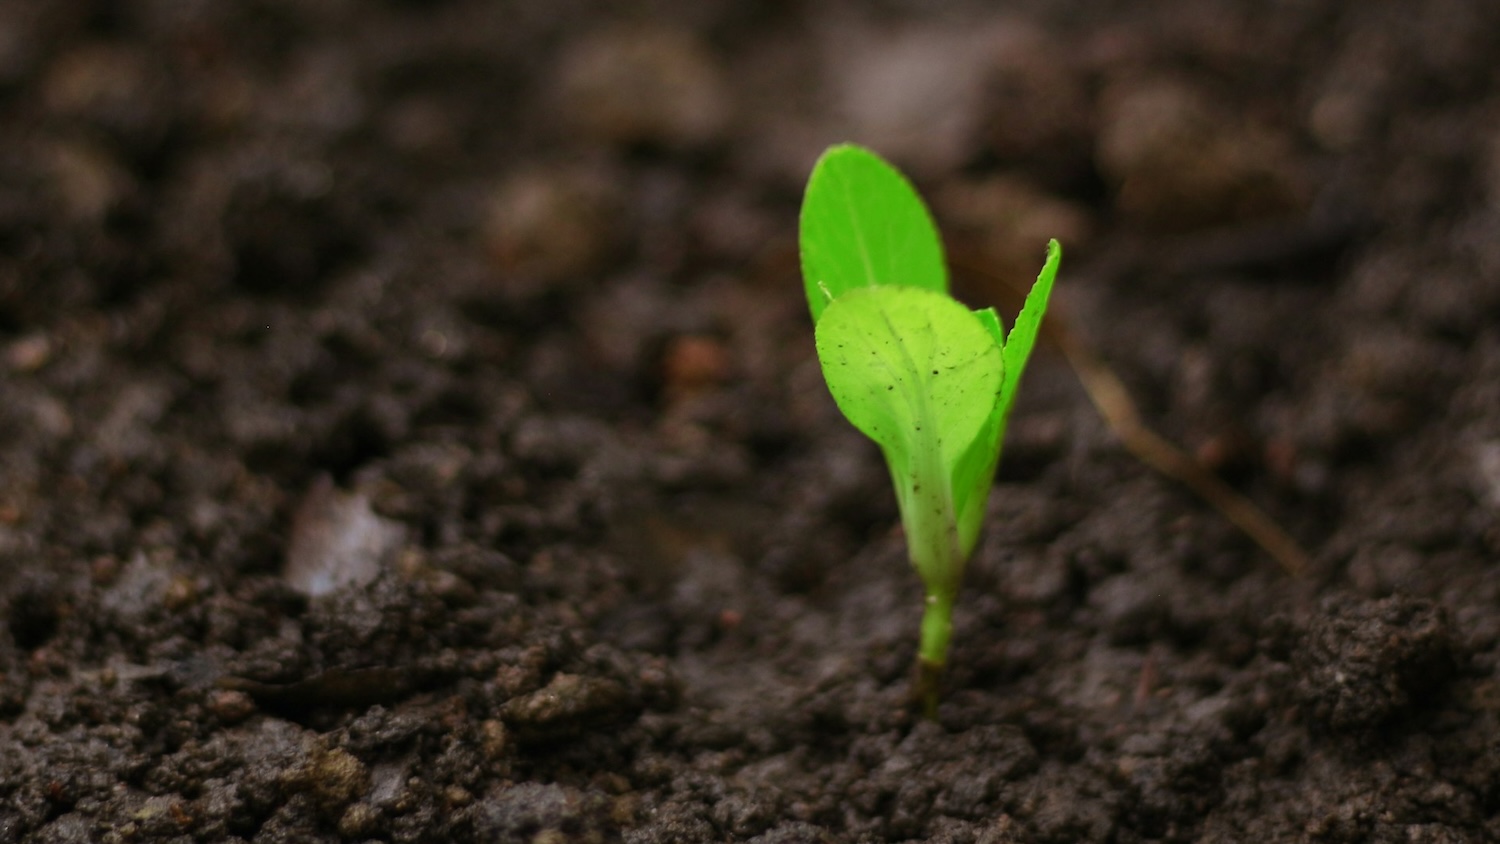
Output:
[{"xmin": 3, "ymin": 1, "xmax": 1500, "ymax": 841}]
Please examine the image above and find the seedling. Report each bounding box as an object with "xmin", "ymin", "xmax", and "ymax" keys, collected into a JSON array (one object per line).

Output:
[{"xmin": 800, "ymin": 144, "xmax": 1060, "ymax": 715}]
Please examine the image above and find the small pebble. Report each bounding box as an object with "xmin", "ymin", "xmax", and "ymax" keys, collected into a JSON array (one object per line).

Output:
[
  {"xmin": 501, "ymin": 673, "xmax": 632, "ymax": 742},
  {"xmin": 337, "ymin": 802, "xmax": 381, "ymax": 838},
  {"xmin": 283, "ymin": 477, "xmax": 405, "ymax": 598},
  {"xmin": 4, "ymin": 333, "xmax": 53, "ymax": 372},
  {"xmin": 444, "ymin": 785, "xmax": 473, "ymax": 808},
  {"xmin": 480, "ymin": 719, "xmax": 510, "ymax": 762},
  {"xmin": 90, "ymin": 556, "xmax": 121, "ymax": 585},
  {"xmin": 207, "ymin": 689, "xmax": 256, "ymax": 724},
  {"xmin": 283, "ymin": 745, "xmax": 370, "ymax": 813},
  {"xmin": 482, "ymin": 162, "xmax": 621, "ymax": 295},
  {"xmin": 660, "ymin": 335, "xmax": 732, "ymax": 400},
  {"xmin": 162, "ymin": 575, "xmax": 198, "ymax": 611}
]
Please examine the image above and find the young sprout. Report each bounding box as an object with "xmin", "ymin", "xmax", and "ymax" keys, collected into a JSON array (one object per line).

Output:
[{"xmin": 799, "ymin": 144, "xmax": 1061, "ymax": 716}]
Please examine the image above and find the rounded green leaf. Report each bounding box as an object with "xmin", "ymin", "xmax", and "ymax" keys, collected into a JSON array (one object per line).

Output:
[
  {"xmin": 800, "ymin": 144, "xmax": 947, "ymax": 324},
  {"xmin": 813, "ymin": 285, "xmax": 1002, "ymax": 476}
]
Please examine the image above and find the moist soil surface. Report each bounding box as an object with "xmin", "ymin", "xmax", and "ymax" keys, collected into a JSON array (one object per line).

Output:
[{"xmin": 3, "ymin": 1, "xmax": 1500, "ymax": 842}]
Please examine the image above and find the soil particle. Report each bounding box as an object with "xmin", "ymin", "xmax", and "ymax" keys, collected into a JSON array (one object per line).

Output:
[
  {"xmin": 1289, "ymin": 595, "xmax": 1459, "ymax": 734},
  {"xmin": 336, "ymin": 800, "xmax": 381, "ymax": 839},
  {"xmin": 1088, "ymin": 572, "xmax": 1172, "ymax": 646},
  {"xmin": 861, "ymin": 721, "xmax": 1039, "ymax": 836},
  {"xmin": 41, "ymin": 137, "xmax": 134, "ymax": 225},
  {"xmin": 1112, "ymin": 725, "xmax": 1233, "ymax": 839},
  {"xmin": 745, "ymin": 820, "xmax": 840, "ymax": 843},
  {"xmin": 1306, "ymin": 27, "xmax": 1397, "ymax": 152},
  {"xmin": 280, "ymin": 742, "xmax": 370, "ymax": 816},
  {"xmin": 40, "ymin": 41, "xmax": 174, "ymax": 156},
  {"xmin": 501, "ymin": 672, "xmax": 634, "ymax": 743},
  {"xmin": 283, "ymin": 477, "xmax": 405, "ymax": 598},
  {"xmin": 1095, "ymin": 76, "xmax": 1306, "ymax": 230},
  {"xmin": 482, "ymin": 159, "xmax": 625, "ymax": 297},
  {"xmin": 466, "ymin": 781, "xmax": 616, "ymax": 844},
  {"xmin": 205, "ymin": 688, "xmax": 256, "ymax": 724},
  {"xmin": 554, "ymin": 23, "xmax": 732, "ymax": 150}
]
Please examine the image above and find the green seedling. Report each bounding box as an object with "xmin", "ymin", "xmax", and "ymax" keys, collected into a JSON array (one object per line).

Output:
[{"xmin": 800, "ymin": 144, "xmax": 1061, "ymax": 715}]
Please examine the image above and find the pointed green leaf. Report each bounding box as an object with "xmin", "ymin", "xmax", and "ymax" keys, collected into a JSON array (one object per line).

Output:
[
  {"xmin": 951, "ymin": 308, "xmax": 1006, "ymax": 556},
  {"xmin": 800, "ymin": 144, "xmax": 947, "ymax": 323},
  {"xmin": 954, "ymin": 242, "xmax": 1062, "ymax": 556},
  {"xmin": 997, "ymin": 239, "xmax": 1061, "ymax": 425}
]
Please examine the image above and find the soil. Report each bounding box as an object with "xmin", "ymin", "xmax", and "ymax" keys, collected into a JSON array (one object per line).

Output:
[{"xmin": 2, "ymin": 1, "xmax": 1500, "ymax": 842}]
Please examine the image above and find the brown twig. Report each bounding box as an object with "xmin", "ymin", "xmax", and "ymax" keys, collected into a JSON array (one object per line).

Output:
[{"xmin": 1045, "ymin": 311, "xmax": 1309, "ymax": 575}]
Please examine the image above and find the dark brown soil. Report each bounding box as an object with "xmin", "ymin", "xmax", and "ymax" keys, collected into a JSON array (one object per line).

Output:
[{"xmin": 3, "ymin": 1, "xmax": 1500, "ymax": 842}]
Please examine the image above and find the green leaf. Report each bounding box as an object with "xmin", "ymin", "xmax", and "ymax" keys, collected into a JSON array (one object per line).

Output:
[
  {"xmin": 951, "ymin": 308, "xmax": 1006, "ymax": 557},
  {"xmin": 814, "ymin": 286, "xmax": 1001, "ymax": 477},
  {"xmin": 953, "ymin": 240, "xmax": 1062, "ymax": 555},
  {"xmin": 814, "ymin": 285, "xmax": 1002, "ymax": 587},
  {"xmin": 799, "ymin": 144, "xmax": 947, "ymax": 323},
  {"xmin": 997, "ymin": 239, "xmax": 1061, "ymax": 424}
]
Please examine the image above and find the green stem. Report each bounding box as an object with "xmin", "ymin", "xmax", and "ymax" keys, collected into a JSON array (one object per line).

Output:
[
  {"xmin": 915, "ymin": 588, "xmax": 955, "ymax": 718},
  {"xmin": 898, "ymin": 423, "xmax": 963, "ymax": 718}
]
